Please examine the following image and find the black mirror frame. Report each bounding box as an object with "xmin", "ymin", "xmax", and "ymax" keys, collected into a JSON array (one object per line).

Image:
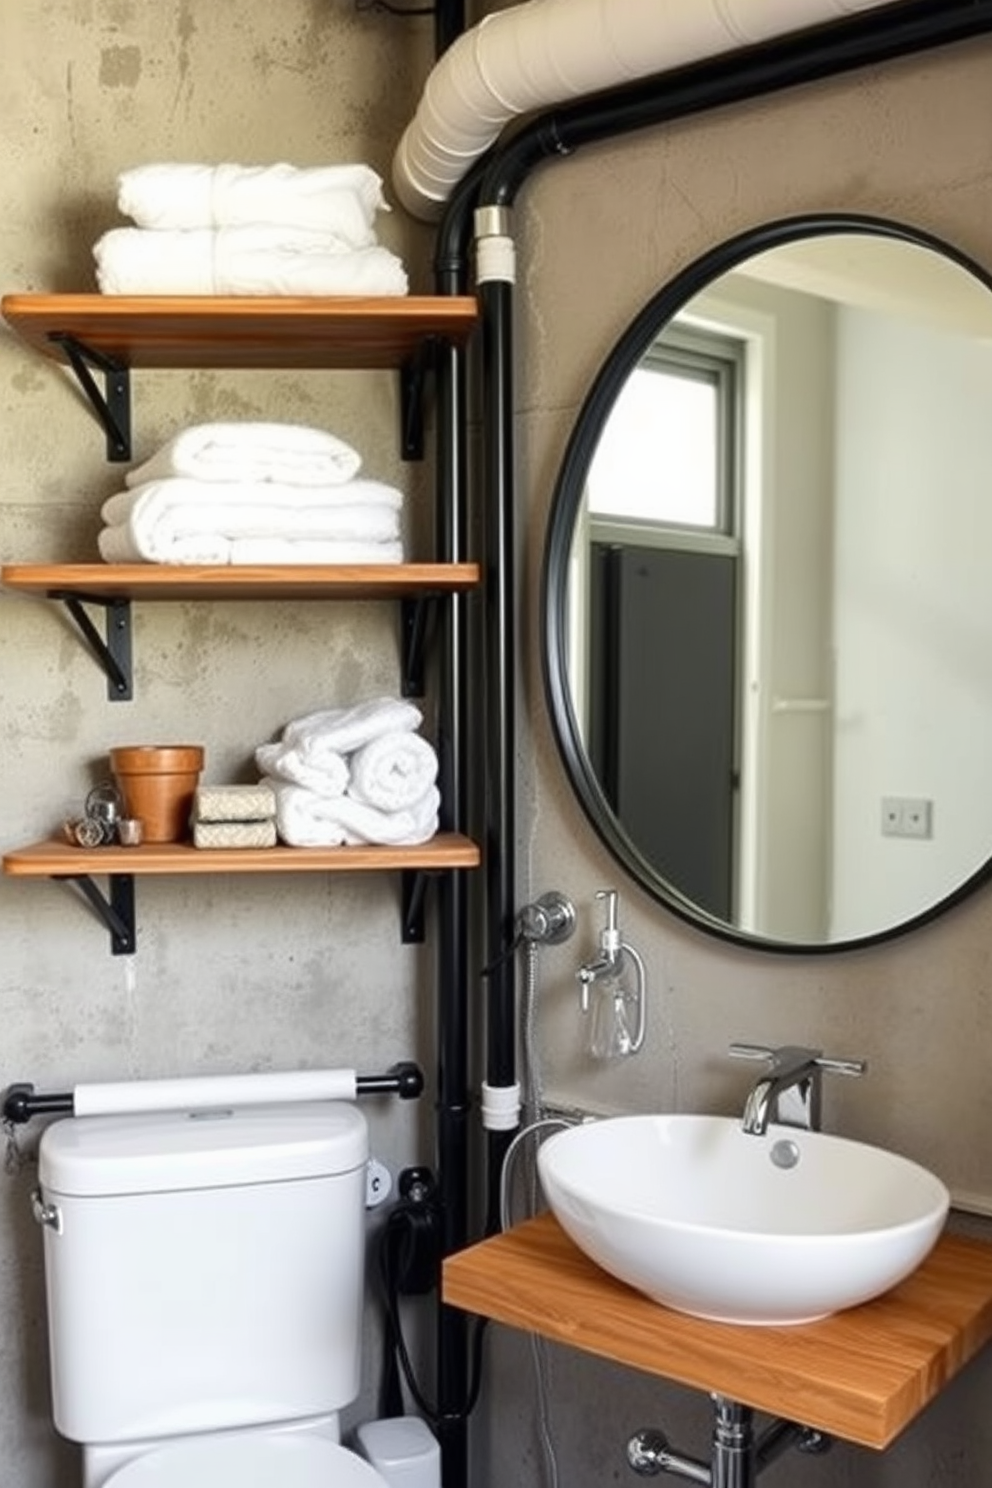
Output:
[{"xmin": 541, "ymin": 210, "xmax": 992, "ymax": 954}]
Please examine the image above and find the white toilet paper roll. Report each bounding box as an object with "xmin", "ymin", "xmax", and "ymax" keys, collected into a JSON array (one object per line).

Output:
[{"xmin": 73, "ymin": 1067, "xmax": 359, "ymax": 1117}]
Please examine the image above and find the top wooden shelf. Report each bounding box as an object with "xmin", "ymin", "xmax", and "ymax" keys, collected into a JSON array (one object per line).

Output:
[
  {"xmin": 443, "ymin": 1212, "xmax": 992, "ymax": 1452},
  {"xmin": 0, "ymin": 294, "xmax": 479, "ymax": 370}
]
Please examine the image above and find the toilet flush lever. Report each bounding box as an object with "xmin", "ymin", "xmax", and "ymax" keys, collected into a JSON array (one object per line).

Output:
[{"xmin": 30, "ymin": 1190, "xmax": 62, "ymax": 1234}]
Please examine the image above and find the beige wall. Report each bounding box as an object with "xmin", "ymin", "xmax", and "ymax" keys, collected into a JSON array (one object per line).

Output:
[
  {"xmin": 486, "ymin": 31, "xmax": 992, "ymax": 1488},
  {"xmin": 0, "ymin": 5, "xmax": 436, "ymax": 1486}
]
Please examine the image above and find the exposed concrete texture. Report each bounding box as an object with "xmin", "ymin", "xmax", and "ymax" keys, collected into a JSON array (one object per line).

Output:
[
  {"xmin": 492, "ymin": 30, "xmax": 992, "ymax": 1488},
  {"xmin": 7, "ymin": 5, "xmax": 992, "ymax": 1488},
  {"xmin": 0, "ymin": 3, "xmax": 435, "ymax": 1484}
]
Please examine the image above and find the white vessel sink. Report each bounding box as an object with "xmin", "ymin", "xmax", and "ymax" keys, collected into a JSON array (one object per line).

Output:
[{"xmin": 536, "ymin": 1114, "xmax": 949, "ymax": 1326}]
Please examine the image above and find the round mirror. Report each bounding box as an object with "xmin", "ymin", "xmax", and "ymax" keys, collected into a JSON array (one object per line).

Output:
[{"xmin": 543, "ymin": 213, "xmax": 992, "ymax": 952}]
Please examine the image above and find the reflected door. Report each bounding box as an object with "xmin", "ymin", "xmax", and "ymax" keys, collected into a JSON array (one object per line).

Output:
[{"xmin": 589, "ymin": 542, "xmax": 738, "ymax": 920}]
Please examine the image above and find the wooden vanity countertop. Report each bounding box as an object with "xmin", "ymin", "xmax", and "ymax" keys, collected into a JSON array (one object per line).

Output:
[{"xmin": 442, "ymin": 1212, "xmax": 992, "ymax": 1449}]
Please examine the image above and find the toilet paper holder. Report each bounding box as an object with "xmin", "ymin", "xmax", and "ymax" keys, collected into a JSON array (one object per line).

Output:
[{"xmin": 2, "ymin": 1060, "xmax": 424, "ymax": 1126}]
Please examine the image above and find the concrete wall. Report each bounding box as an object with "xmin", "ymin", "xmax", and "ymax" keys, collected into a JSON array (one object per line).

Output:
[
  {"xmin": 6, "ymin": 6, "xmax": 992, "ymax": 1488},
  {"xmin": 490, "ymin": 30, "xmax": 992, "ymax": 1488},
  {"xmin": 0, "ymin": 4, "xmax": 435, "ymax": 1485}
]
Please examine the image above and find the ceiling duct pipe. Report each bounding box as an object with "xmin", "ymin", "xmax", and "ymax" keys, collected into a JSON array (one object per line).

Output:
[{"xmin": 393, "ymin": 0, "xmax": 900, "ymax": 220}]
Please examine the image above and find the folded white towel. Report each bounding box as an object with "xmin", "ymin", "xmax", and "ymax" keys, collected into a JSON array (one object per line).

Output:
[
  {"xmin": 99, "ymin": 527, "xmax": 404, "ymax": 566},
  {"xmin": 94, "ymin": 227, "xmax": 409, "ymax": 297},
  {"xmin": 126, "ymin": 422, "xmax": 362, "ymax": 489},
  {"xmin": 348, "ymin": 730, "xmax": 439, "ymax": 813},
  {"xmin": 118, "ymin": 163, "xmax": 388, "ymax": 238},
  {"xmin": 98, "ymin": 478, "xmax": 404, "ymax": 565},
  {"xmin": 274, "ymin": 783, "xmax": 440, "ymax": 847},
  {"xmin": 255, "ymin": 742, "xmax": 350, "ymax": 798},
  {"xmin": 282, "ymin": 697, "xmax": 423, "ymax": 763}
]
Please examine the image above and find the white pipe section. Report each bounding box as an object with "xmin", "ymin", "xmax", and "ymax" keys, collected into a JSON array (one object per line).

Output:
[
  {"xmin": 73, "ymin": 1067, "xmax": 358, "ymax": 1117},
  {"xmin": 393, "ymin": 0, "xmax": 898, "ymax": 220}
]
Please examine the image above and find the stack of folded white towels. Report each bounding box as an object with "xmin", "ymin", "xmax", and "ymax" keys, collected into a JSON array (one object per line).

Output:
[
  {"xmin": 93, "ymin": 162, "xmax": 408, "ymax": 296},
  {"xmin": 97, "ymin": 420, "xmax": 405, "ymax": 565},
  {"xmin": 256, "ymin": 697, "xmax": 440, "ymax": 847}
]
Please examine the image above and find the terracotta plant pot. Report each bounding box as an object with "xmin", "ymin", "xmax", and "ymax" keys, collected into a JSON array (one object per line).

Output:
[{"xmin": 110, "ymin": 745, "xmax": 205, "ymax": 844}]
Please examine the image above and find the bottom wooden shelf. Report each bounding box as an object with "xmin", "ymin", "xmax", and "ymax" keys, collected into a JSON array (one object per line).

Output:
[
  {"xmin": 2, "ymin": 832, "xmax": 480, "ymax": 876},
  {"xmin": 443, "ymin": 1211, "xmax": 992, "ymax": 1450}
]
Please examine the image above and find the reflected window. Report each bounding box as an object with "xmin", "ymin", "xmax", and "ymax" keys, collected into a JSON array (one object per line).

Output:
[{"xmin": 587, "ymin": 328, "xmax": 742, "ymax": 535}]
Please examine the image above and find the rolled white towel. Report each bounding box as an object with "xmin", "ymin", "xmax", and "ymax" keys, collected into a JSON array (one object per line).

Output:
[
  {"xmin": 98, "ymin": 477, "xmax": 404, "ymax": 565},
  {"xmin": 255, "ymin": 742, "xmax": 349, "ymax": 798},
  {"xmin": 126, "ymin": 422, "xmax": 362, "ymax": 489},
  {"xmin": 94, "ymin": 227, "xmax": 409, "ymax": 297},
  {"xmin": 118, "ymin": 162, "xmax": 388, "ymax": 238},
  {"xmin": 274, "ymin": 783, "xmax": 440, "ymax": 848},
  {"xmin": 283, "ymin": 697, "xmax": 422, "ymax": 765},
  {"xmin": 348, "ymin": 730, "xmax": 438, "ymax": 813}
]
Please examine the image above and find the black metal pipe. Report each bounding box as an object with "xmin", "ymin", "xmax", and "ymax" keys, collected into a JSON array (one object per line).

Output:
[
  {"xmin": 432, "ymin": 315, "xmax": 473, "ymax": 1485},
  {"xmin": 478, "ymin": 272, "xmax": 518, "ymax": 1230},
  {"xmin": 478, "ymin": 0, "xmax": 992, "ymax": 208}
]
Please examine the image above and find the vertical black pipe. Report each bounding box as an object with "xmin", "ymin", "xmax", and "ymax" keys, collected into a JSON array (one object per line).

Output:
[
  {"xmin": 432, "ymin": 250, "xmax": 471, "ymax": 1483},
  {"xmin": 479, "ymin": 272, "xmax": 517, "ymax": 1227}
]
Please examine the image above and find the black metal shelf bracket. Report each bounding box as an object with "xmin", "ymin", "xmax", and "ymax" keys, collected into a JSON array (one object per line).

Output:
[
  {"xmin": 401, "ymin": 595, "xmax": 433, "ymax": 698},
  {"xmin": 62, "ymin": 872, "xmax": 136, "ymax": 955},
  {"xmin": 400, "ymin": 336, "xmax": 440, "ymax": 461},
  {"xmin": 52, "ymin": 592, "xmax": 133, "ymax": 700},
  {"xmin": 401, "ymin": 869, "xmax": 432, "ymax": 943},
  {"xmin": 48, "ymin": 333, "xmax": 131, "ymax": 462}
]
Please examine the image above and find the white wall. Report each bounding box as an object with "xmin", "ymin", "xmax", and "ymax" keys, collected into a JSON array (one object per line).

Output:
[{"xmin": 831, "ymin": 302, "xmax": 992, "ymax": 936}]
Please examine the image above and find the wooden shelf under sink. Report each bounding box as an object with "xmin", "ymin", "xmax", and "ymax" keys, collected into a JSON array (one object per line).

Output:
[{"xmin": 443, "ymin": 1212, "xmax": 992, "ymax": 1450}]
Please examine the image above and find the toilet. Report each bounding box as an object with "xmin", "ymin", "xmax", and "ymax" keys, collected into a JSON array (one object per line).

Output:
[{"xmin": 33, "ymin": 1100, "xmax": 406, "ymax": 1488}]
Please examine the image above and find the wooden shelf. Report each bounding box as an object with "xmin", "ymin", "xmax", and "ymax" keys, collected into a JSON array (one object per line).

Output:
[
  {"xmin": 0, "ymin": 294, "xmax": 478, "ymax": 370},
  {"xmin": 1, "ymin": 562, "xmax": 481, "ymax": 602},
  {"xmin": 3, "ymin": 833, "xmax": 480, "ymax": 877},
  {"xmin": 443, "ymin": 1212, "xmax": 992, "ymax": 1451}
]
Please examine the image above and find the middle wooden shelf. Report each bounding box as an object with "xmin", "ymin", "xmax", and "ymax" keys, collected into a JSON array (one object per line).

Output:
[
  {"xmin": 2, "ymin": 561, "xmax": 481, "ymax": 700},
  {"xmin": 1, "ymin": 561, "xmax": 480, "ymax": 601}
]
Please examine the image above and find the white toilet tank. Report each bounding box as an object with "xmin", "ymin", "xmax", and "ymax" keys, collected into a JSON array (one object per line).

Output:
[{"xmin": 37, "ymin": 1101, "xmax": 369, "ymax": 1447}]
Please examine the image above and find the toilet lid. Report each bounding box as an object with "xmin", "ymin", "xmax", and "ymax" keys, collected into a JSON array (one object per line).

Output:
[{"xmin": 104, "ymin": 1434, "xmax": 390, "ymax": 1488}]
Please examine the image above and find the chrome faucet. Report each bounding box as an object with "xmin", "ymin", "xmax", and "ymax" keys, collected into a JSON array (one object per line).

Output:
[{"xmin": 729, "ymin": 1042, "xmax": 866, "ymax": 1136}]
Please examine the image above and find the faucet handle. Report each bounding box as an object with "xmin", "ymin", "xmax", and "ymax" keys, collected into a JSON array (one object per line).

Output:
[
  {"xmin": 728, "ymin": 1041, "xmax": 778, "ymax": 1063},
  {"xmin": 814, "ymin": 1055, "xmax": 867, "ymax": 1079},
  {"xmin": 728, "ymin": 1043, "xmax": 866, "ymax": 1078}
]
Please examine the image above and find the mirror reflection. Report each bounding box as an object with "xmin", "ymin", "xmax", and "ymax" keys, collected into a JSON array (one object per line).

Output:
[{"xmin": 544, "ymin": 216, "xmax": 992, "ymax": 950}]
